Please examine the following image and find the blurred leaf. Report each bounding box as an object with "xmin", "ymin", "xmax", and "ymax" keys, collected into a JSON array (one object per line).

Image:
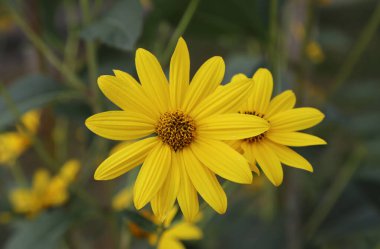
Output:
[
  {"xmin": 315, "ymin": 205, "xmax": 380, "ymax": 245},
  {"xmin": 347, "ymin": 113, "xmax": 380, "ymax": 136},
  {"xmin": 0, "ymin": 75, "xmax": 78, "ymax": 130},
  {"xmin": 333, "ymin": 80, "xmax": 380, "ymax": 110},
  {"xmin": 5, "ymin": 210, "xmax": 72, "ymax": 249},
  {"xmin": 81, "ymin": 0, "xmax": 143, "ymax": 51},
  {"xmin": 122, "ymin": 209, "xmax": 157, "ymax": 233}
]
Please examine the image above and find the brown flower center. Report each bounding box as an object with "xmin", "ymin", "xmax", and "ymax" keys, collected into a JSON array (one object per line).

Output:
[
  {"xmin": 155, "ymin": 110, "xmax": 196, "ymax": 151},
  {"xmin": 242, "ymin": 111, "xmax": 266, "ymax": 143}
]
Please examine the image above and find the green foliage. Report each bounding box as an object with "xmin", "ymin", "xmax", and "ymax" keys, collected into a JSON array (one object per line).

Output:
[
  {"xmin": 81, "ymin": 0, "xmax": 143, "ymax": 51},
  {"xmin": 0, "ymin": 75, "xmax": 76, "ymax": 130},
  {"xmin": 5, "ymin": 210, "xmax": 72, "ymax": 249}
]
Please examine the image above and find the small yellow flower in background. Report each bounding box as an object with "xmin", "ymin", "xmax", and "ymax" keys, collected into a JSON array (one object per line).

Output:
[
  {"xmin": 150, "ymin": 206, "xmax": 203, "ymax": 249},
  {"xmin": 306, "ymin": 41, "xmax": 325, "ymax": 64},
  {"xmin": 86, "ymin": 37, "xmax": 269, "ymax": 221},
  {"xmin": 0, "ymin": 110, "xmax": 41, "ymax": 165},
  {"xmin": 230, "ymin": 68, "xmax": 326, "ymax": 186},
  {"xmin": 9, "ymin": 159, "xmax": 80, "ymax": 217},
  {"xmin": 112, "ymin": 187, "xmax": 133, "ymax": 211},
  {"xmin": 0, "ymin": 133, "xmax": 30, "ymax": 165}
]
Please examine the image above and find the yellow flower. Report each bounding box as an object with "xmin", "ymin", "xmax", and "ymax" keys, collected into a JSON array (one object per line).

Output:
[
  {"xmin": 9, "ymin": 160, "xmax": 80, "ymax": 217},
  {"xmin": 112, "ymin": 187, "xmax": 133, "ymax": 211},
  {"xmin": 151, "ymin": 206, "xmax": 202, "ymax": 249},
  {"xmin": 0, "ymin": 132, "xmax": 29, "ymax": 164},
  {"xmin": 306, "ymin": 41, "xmax": 325, "ymax": 64},
  {"xmin": 0, "ymin": 110, "xmax": 41, "ymax": 165},
  {"xmin": 230, "ymin": 68, "xmax": 326, "ymax": 186},
  {"xmin": 85, "ymin": 37, "xmax": 269, "ymax": 221}
]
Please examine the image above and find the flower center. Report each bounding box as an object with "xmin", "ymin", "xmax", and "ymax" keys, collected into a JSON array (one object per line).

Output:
[
  {"xmin": 155, "ymin": 110, "xmax": 196, "ymax": 151},
  {"xmin": 242, "ymin": 111, "xmax": 266, "ymax": 143}
]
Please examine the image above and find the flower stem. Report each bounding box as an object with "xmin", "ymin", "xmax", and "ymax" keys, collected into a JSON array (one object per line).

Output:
[
  {"xmin": 80, "ymin": 0, "xmax": 101, "ymax": 113},
  {"xmin": 9, "ymin": 161, "xmax": 28, "ymax": 186},
  {"xmin": 7, "ymin": 6, "xmax": 86, "ymax": 92},
  {"xmin": 304, "ymin": 145, "xmax": 367, "ymax": 241},
  {"xmin": 330, "ymin": 1, "xmax": 380, "ymax": 96},
  {"xmin": 269, "ymin": 0, "xmax": 279, "ymax": 87},
  {"xmin": 161, "ymin": 0, "xmax": 200, "ymax": 65}
]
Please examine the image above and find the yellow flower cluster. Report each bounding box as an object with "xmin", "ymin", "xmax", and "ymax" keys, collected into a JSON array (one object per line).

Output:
[
  {"xmin": 9, "ymin": 160, "xmax": 80, "ymax": 217},
  {"xmin": 86, "ymin": 37, "xmax": 326, "ymax": 221},
  {"xmin": 0, "ymin": 110, "xmax": 40, "ymax": 165}
]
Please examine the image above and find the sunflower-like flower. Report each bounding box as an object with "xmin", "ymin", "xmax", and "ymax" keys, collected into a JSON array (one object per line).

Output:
[
  {"xmin": 230, "ymin": 68, "xmax": 326, "ymax": 186},
  {"xmin": 85, "ymin": 38, "xmax": 269, "ymax": 221}
]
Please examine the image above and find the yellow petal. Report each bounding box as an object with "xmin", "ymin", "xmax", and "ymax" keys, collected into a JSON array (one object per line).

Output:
[
  {"xmin": 165, "ymin": 222, "xmax": 203, "ymax": 240},
  {"xmin": 0, "ymin": 132, "xmax": 29, "ymax": 164},
  {"xmin": 32, "ymin": 169, "xmax": 51, "ymax": 193},
  {"xmin": 112, "ymin": 187, "xmax": 133, "ymax": 211},
  {"xmin": 134, "ymin": 142, "xmax": 172, "ymax": 209},
  {"xmin": 182, "ymin": 56, "xmax": 225, "ymax": 113},
  {"xmin": 151, "ymin": 158, "xmax": 180, "ymax": 222},
  {"xmin": 98, "ymin": 74, "xmax": 159, "ymax": 119},
  {"xmin": 247, "ymin": 68, "xmax": 273, "ymax": 114},
  {"xmin": 169, "ymin": 37, "xmax": 190, "ymax": 109},
  {"xmin": 94, "ymin": 137, "xmax": 158, "ymax": 180},
  {"xmin": 231, "ymin": 73, "xmax": 248, "ymax": 83},
  {"xmin": 191, "ymin": 138, "xmax": 252, "ymax": 184},
  {"xmin": 177, "ymin": 150, "xmax": 199, "ymax": 222},
  {"xmin": 85, "ymin": 111, "xmax": 155, "ymax": 140},
  {"xmin": 241, "ymin": 142, "xmax": 260, "ymax": 175},
  {"xmin": 191, "ymin": 78, "xmax": 253, "ymax": 120},
  {"xmin": 268, "ymin": 107, "xmax": 325, "ymax": 131},
  {"xmin": 265, "ymin": 90, "xmax": 296, "ymax": 119},
  {"xmin": 135, "ymin": 48, "xmax": 169, "ymax": 113},
  {"xmin": 225, "ymin": 140, "xmax": 243, "ymax": 153},
  {"xmin": 266, "ymin": 131, "xmax": 327, "ymax": 147},
  {"xmin": 183, "ymin": 148, "xmax": 227, "ymax": 214},
  {"xmin": 20, "ymin": 110, "xmax": 41, "ymax": 134},
  {"xmin": 197, "ymin": 113, "xmax": 269, "ymax": 140},
  {"xmin": 158, "ymin": 236, "xmax": 185, "ymax": 249},
  {"xmin": 59, "ymin": 159, "xmax": 80, "ymax": 182},
  {"xmin": 252, "ymin": 139, "xmax": 283, "ymax": 186},
  {"xmin": 265, "ymin": 140, "xmax": 313, "ymax": 172},
  {"xmin": 163, "ymin": 206, "xmax": 178, "ymax": 228}
]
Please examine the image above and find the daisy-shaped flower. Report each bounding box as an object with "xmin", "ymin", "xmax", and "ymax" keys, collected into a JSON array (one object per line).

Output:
[
  {"xmin": 230, "ymin": 68, "xmax": 326, "ymax": 186},
  {"xmin": 85, "ymin": 38, "xmax": 269, "ymax": 221}
]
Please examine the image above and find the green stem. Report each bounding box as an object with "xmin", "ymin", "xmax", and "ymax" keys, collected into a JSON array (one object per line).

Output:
[
  {"xmin": 80, "ymin": 0, "xmax": 101, "ymax": 113},
  {"xmin": 9, "ymin": 161, "xmax": 28, "ymax": 186},
  {"xmin": 161, "ymin": 0, "xmax": 200, "ymax": 64},
  {"xmin": 0, "ymin": 84, "xmax": 58, "ymax": 170},
  {"xmin": 269, "ymin": 0, "xmax": 278, "ymax": 84},
  {"xmin": 8, "ymin": 6, "xmax": 86, "ymax": 92},
  {"xmin": 304, "ymin": 145, "xmax": 367, "ymax": 241},
  {"xmin": 330, "ymin": 1, "xmax": 380, "ymax": 96},
  {"xmin": 63, "ymin": 0, "xmax": 80, "ymax": 72}
]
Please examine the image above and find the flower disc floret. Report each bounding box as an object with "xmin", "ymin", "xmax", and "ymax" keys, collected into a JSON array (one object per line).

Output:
[{"xmin": 156, "ymin": 110, "xmax": 196, "ymax": 152}]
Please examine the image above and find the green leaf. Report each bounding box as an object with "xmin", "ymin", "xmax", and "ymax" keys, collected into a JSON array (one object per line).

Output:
[
  {"xmin": 5, "ymin": 210, "xmax": 72, "ymax": 249},
  {"xmin": 0, "ymin": 75, "xmax": 76, "ymax": 130},
  {"xmin": 81, "ymin": 0, "xmax": 143, "ymax": 51}
]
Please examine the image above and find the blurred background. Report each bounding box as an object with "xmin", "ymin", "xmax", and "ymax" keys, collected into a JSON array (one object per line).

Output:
[{"xmin": 0, "ymin": 0, "xmax": 380, "ymax": 248}]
